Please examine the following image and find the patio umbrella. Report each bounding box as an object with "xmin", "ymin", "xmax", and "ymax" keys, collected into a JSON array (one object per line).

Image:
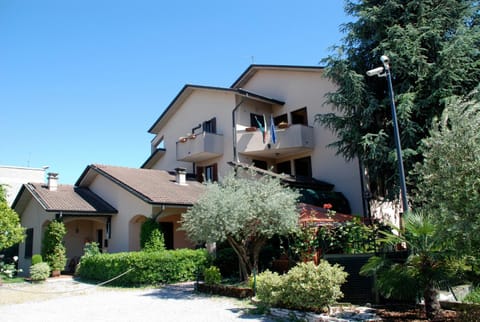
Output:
[{"xmin": 298, "ymin": 203, "xmax": 356, "ymax": 226}]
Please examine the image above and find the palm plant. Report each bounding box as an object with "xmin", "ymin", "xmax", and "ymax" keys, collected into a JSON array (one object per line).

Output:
[{"xmin": 361, "ymin": 211, "xmax": 466, "ymax": 320}]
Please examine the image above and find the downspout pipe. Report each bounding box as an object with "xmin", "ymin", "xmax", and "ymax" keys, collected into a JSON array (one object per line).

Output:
[{"xmin": 232, "ymin": 98, "xmax": 245, "ymax": 163}]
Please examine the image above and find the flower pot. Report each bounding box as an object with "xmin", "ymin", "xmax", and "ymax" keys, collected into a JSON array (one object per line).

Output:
[
  {"xmin": 51, "ymin": 269, "xmax": 61, "ymax": 277},
  {"xmin": 245, "ymin": 127, "xmax": 257, "ymax": 132}
]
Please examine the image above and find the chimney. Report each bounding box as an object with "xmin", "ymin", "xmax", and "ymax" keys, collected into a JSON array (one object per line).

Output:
[
  {"xmin": 47, "ymin": 172, "xmax": 59, "ymax": 191},
  {"xmin": 175, "ymin": 167, "xmax": 187, "ymax": 185}
]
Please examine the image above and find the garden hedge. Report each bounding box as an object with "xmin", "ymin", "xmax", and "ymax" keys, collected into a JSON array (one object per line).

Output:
[{"xmin": 77, "ymin": 248, "xmax": 209, "ymax": 286}]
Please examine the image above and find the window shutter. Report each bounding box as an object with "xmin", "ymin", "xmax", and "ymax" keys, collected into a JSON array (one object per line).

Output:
[
  {"xmin": 196, "ymin": 166, "xmax": 204, "ymax": 183},
  {"xmin": 212, "ymin": 163, "xmax": 218, "ymax": 182},
  {"xmin": 211, "ymin": 117, "xmax": 216, "ymax": 134}
]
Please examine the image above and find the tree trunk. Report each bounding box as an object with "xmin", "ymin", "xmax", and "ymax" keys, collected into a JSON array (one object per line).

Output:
[
  {"xmin": 227, "ymin": 236, "xmax": 251, "ymax": 281},
  {"xmin": 423, "ymin": 283, "xmax": 441, "ymax": 320},
  {"xmin": 251, "ymin": 238, "xmax": 266, "ymax": 275}
]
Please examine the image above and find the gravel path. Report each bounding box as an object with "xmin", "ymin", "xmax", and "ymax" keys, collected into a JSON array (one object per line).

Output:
[{"xmin": 0, "ymin": 279, "xmax": 274, "ymax": 322}]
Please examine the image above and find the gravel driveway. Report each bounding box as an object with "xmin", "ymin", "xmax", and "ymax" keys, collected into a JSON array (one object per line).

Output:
[{"xmin": 0, "ymin": 278, "xmax": 274, "ymax": 322}]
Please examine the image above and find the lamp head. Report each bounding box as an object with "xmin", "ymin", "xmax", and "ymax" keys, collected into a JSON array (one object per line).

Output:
[{"xmin": 366, "ymin": 66, "xmax": 385, "ymax": 77}]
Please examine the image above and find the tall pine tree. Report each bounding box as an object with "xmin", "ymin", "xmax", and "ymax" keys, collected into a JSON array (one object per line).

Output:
[{"xmin": 316, "ymin": 0, "xmax": 480, "ymax": 202}]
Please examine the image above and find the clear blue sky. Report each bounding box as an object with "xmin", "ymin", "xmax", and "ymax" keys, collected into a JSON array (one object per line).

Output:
[{"xmin": 0, "ymin": 1, "xmax": 350, "ymax": 185}]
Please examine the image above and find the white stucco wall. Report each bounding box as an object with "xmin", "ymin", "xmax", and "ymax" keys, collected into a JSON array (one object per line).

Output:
[
  {"xmin": 145, "ymin": 68, "xmax": 364, "ymax": 216},
  {"xmin": 235, "ymin": 69, "xmax": 364, "ymax": 215},
  {"xmin": 17, "ymin": 200, "xmax": 55, "ymax": 275},
  {"xmin": 87, "ymin": 174, "xmax": 152, "ymax": 253},
  {"xmin": 150, "ymin": 89, "xmax": 237, "ymax": 178}
]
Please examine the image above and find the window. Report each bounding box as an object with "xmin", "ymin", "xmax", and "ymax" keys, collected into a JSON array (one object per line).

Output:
[
  {"xmin": 252, "ymin": 159, "xmax": 268, "ymax": 170},
  {"xmin": 276, "ymin": 161, "xmax": 292, "ymax": 175},
  {"xmin": 274, "ymin": 114, "xmax": 288, "ymax": 125},
  {"xmin": 291, "ymin": 107, "xmax": 308, "ymax": 125},
  {"xmin": 203, "ymin": 117, "xmax": 217, "ymax": 133},
  {"xmin": 250, "ymin": 113, "xmax": 264, "ymax": 128},
  {"xmin": 24, "ymin": 228, "xmax": 33, "ymax": 258},
  {"xmin": 294, "ymin": 156, "xmax": 312, "ymax": 178},
  {"xmin": 196, "ymin": 164, "xmax": 218, "ymax": 183}
]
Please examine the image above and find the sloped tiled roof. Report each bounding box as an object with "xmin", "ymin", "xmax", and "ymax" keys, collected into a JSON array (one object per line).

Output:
[
  {"xmin": 23, "ymin": 183, "xmax": 117, "ymax": 214},
  {"xmin": 77, "ymin": 164, "xmax": 206, "ymax": 206}
]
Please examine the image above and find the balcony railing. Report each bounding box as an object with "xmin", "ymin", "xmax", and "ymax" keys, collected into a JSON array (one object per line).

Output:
[
  {"xmin": 236, "ymin": 124, "xmax": 314, "ymax": 158},
  {"xmin": 176, "ymin": 132, "xmax": 224, "ymax": 162}
]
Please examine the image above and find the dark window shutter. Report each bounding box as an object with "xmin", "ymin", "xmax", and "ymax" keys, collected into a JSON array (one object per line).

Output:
[
  {"xmin": 196, "ymin": 166, "xmax": 204, "ymax": 183},
  {"xmin": 212, "ymin": 163, "xmax": 218, "ymax": 182},
  {"xmin": 211, "ymin": 117, "xmax": 216, "ymax": 134},
  {"xmin": 25, "ymin": 228, "xmax": 34, "ymax": 258}
]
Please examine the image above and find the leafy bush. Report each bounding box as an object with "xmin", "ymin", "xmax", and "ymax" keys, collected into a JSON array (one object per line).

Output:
[
  {"xmin": 213, "ymin": 247, "xmax": 238, "ymax": 277},
  {"xmin": 282, "ymin": 261, "xmax": 347, "ymax": 311},
  {"xmin": 77, "ymin": 248, "xmax": 209, "ymax": 286},
  {"xmin": 42, "ymin": 221, "xmax": 67, "ymax": 271},
  {"xmin": 255, "ymin": 270, "xmax": 283, "ymax": 306},
  {"xmin": 140, "ymin": 219, "xmax": 161, "ymax": 249},
  {"xmin": 203, "ymin": 266, "xmax": 221, "ymax": 285},
  {"xmin": 464, "ymin": 287, "xmax": 480, "ymax": 304},
  {"xmin": 46, "ymin": 245, "xmax": 67, "ymax": 271},
  {"xmin": 143, "ymin": 229, "xmax": 165, "ymax": 252},
  {"xmin": 255, "ymin": 261, "xmax": 348, "ymax": 312},
  {"xmin": 83, "ymin": 242, "xmax": 100, "ymax": 257},
  {"xmin": 31, "ymin": 254, "xmax": 43, "ymax": 265},
  {"xmin": 30, "ymin": 262, "xmax": 50, "ymax": 281},
  {"xmin": 0, "ymin": 255, "xmax": 22, "ymax": 282}
]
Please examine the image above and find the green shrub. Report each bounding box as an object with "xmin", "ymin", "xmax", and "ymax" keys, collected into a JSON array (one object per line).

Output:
[
  {"xmin": 203, "ymin": 266, "xmax": 221, "ymax": 285},
  {"xmin": 140, "ymin": 219, "xmax": 160, "ymax": 249},
  {"xmin": 31, "ymin": 254, "xmax": 43, "ymax": 265},
  {"xmin": 45, "ymin": 245, "xmax": 67, "ymax": 271},
  {"xmin": 77, "ymin": 248, "xmax": 209, "ymax": 286},
  {"xmin": 83, "ymin": 242, "xmax": 100, "ymax": 257},
  {"xmin": 255, "ymin": 270, "xmax": 283, "ymax": 306},
  {"xmin": 30, "ymin": 262, "xmax": 50, "ymax": 281},
  {"xmin": 464, "ymin": 287, "xmax": 480, "ymax": 304},
  {"xmin": 255, "ymin": 261, "xmax": 348, "ymax": 312},
  {"xmin": 213, "ymin": 247, "xmax": 238, "ymax": 277},
  {"xmin": 282, "ymin": 261, "xmax": 348, "ymax": 311},
  {"xmin": 143, "ymin": 229, "xmax": 165, "ymax": 252},
  {"xmin": 42, "ymin": 221, "xmax": 67, "ymax": 271}
]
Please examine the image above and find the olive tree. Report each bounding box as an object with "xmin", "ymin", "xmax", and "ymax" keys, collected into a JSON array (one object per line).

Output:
[
  {"xmin": 181, "ymin": 170, "xmax": 300, "ymax": 281},
  {"xmin": 413, "ymin": 89, "xmax": 480, "ymax": 258}
]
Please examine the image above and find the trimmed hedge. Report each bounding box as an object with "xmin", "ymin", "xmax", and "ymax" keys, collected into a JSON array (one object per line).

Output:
[{"xmin": 77, "ymin": 248, "xmax": 209, "ymax": 286}]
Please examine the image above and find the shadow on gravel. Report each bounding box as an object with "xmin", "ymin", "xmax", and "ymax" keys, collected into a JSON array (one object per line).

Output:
[{"xmin": 142, "ymin": 282, "xmax": 201, "ymax": 300}]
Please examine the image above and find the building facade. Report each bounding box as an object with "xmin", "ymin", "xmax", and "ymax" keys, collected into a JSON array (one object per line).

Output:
[
  {"xmin": 143, "ymin": 65, "xmax": 365, "ymax": 215},
  {"xmin": 12, "ymin": 64, "xmax": 367, "ymax": 274}
]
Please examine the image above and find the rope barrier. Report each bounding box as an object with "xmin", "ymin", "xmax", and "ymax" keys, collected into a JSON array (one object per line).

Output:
[{"xmin": 0, "ymin": 268, "xmax": 134, "ymax": 295}]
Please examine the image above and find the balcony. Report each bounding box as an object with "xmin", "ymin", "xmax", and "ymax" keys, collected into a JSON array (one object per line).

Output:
[
  {"xmin": 237, "ymin": 124, "xmax": 314, "ymax": 158},
  {"xmin": 176, "ymin": 132, "xmax": 224, "ymax": 162}
]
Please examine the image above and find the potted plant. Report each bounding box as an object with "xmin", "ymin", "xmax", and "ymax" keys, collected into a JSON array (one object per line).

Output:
[
  {"xmin": 47, "ymin": 245, "xmax": 67, "ymax": 277},
  {"xmin": 42, "ymin": 220, "xmax": 67, "ymax": 277}
]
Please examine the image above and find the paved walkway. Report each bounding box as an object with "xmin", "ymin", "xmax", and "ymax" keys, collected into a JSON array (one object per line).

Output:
[{"xmin": 0, "ymin": 279, "xmax": 274, "ymax": 322}]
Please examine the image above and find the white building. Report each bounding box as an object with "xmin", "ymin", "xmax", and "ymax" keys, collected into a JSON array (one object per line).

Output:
[
  {"xmin": 13, "ymin": 64, "xmax": 368, "ymax": 274},
  {"xmin": 0, "ymin": 165, "xmax": 47, "ymax": 206}
]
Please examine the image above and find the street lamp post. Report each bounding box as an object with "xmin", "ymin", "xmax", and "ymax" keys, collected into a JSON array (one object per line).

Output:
[{"xmin": 367, "ymin": 55, "xmax": 409, "ymax": 213}]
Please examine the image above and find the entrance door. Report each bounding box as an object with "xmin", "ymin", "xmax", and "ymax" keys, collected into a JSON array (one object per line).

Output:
[
  {"xmin": 96, "ymin": 229, "xmax": 103, "ymax": 251},
  {"xmin": 159, "ymin": 222, "xmax": 174, "ymax": 250}
]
